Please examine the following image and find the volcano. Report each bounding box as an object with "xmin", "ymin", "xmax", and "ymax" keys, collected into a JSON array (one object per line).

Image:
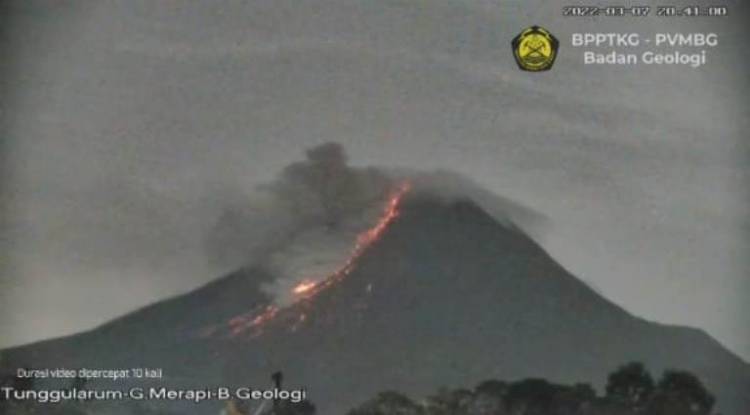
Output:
[{"xmin": 2, "ymin": 189, "xmax": 749, "ymax": 415}]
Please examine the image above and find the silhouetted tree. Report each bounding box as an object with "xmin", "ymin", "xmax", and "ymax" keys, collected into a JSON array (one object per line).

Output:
[
  {"xmin": 605, "ymin": 362, "xmax": 654, "ymax": 411},
  {"xmin": 556, "ymin": 383, "xmax": 597, "ymax": 415},
  {"xmin": 646, "ymin": 370, "xmax": 715, "ymax": 415},
  {"xmin": 475, "ymin": 380, "xmax": 508, "ymax": 398},
  {"xmin": 472, "ymin": 380, "xmax": 508, "ymax": 415},
  {"xmin": 347, "ymin": 391, "xmax": 424, "ymax": 415},
  {"xmin": 344, "ymin": 363, "xmax": 718, "ymax": 415},
  {"xmin": 425, "ymin": 388, "xmax": 474, "ymax": 415},
  {"xmin": 504, "ymin": 379, "xmax": 560, "ymax": 415},
  {"xmin": 571, "ymin": 383, "xmax": 596, "ymax": 402}
]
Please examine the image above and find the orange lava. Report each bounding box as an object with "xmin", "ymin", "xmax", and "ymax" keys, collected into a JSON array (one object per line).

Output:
[
  {"xmin": 228, "ymin": 305, "xmax": 279, "ymax": 337},
  {"xmin": 358, "ymin": 182, "xmax": 411, "ymax": 247},
  {"xmin": 223, "ymin": 181, "xmax": 411, "ymax": 338},
  {"xmin": 308, "ymin": 181, "xmax": 411, "ymax": 293},
  {"xmin": 293, "ymin": 280, "xmax": 318, "ymax": 295}
]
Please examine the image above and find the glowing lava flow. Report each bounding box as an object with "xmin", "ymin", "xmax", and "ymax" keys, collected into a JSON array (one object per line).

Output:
[
  {"xmin": 224, "ymin": 181, "xmax": 411, "ymax": 338},
  {"xmin": 228, "ymin": 305, "xmax": 279, "ymax": 337},
  {"xmin": 292, "ymin": 280, "xmax": 317, "ymax": 295},
  {"xmin": 295, "ymin": 180, "xmax": 412, "ymax": 297}
]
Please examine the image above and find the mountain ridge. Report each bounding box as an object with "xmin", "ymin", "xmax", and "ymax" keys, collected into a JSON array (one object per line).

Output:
[{"xmin": 2, "ymin": 193, "xmax": 748, "ymax": 415}]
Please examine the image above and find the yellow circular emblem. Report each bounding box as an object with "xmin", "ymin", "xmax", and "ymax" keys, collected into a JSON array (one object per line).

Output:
[{"xmin": 512, "ymin": 26, "xmax": 559, "ymax": 72}]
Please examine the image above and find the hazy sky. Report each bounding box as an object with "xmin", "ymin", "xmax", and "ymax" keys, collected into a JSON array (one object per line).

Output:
[{"xmin": 1, "ymin": 0, "xmax": 748, "ymax": 360}]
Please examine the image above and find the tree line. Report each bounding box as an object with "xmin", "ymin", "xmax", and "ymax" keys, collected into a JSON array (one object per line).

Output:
[{"xmin": 346, "ymin": 362, "xmax": 716, "ymax": 415}]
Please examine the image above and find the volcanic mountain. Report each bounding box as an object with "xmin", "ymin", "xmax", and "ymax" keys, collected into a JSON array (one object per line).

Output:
[{"xmin": 2, "ymin": 189, "xmax": 749, "ymax": 415}]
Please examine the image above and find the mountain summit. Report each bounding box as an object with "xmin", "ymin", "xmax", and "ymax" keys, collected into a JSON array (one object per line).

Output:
[{"xmin": 2, "ymin": 189, "xmax": 749, "ymax": 415}]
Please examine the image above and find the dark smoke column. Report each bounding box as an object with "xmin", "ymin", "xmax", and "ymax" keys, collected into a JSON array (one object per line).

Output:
[{"xmin": 280, "ymin": 142, "xmax": 389, "ymax": 228}]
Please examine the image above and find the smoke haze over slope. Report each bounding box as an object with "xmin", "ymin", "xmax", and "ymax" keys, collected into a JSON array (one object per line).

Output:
[{"xmin": 205, "ymin": 143, "xmax": 547, "ymax": 306}]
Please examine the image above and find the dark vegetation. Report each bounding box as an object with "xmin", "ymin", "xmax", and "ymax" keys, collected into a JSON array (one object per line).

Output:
[{"xmin": 346, "ymin": 362, "xmax": 717, "ymax": 415}]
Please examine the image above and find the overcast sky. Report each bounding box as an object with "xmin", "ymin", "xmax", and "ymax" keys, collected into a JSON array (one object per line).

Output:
[{"xmin": 1, "ymin": 0, "xmax": 748, "ymax": 360}]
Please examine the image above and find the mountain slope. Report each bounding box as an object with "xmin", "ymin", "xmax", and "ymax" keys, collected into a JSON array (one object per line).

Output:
[{"xmin": 2, "ymin": 193, "xmax": 748, "ymax": 415}]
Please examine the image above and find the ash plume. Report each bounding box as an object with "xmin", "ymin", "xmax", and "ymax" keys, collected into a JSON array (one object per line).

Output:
[{"xmin": 204, "ymin": 142, "xmax": 547, "ymax": 306}]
